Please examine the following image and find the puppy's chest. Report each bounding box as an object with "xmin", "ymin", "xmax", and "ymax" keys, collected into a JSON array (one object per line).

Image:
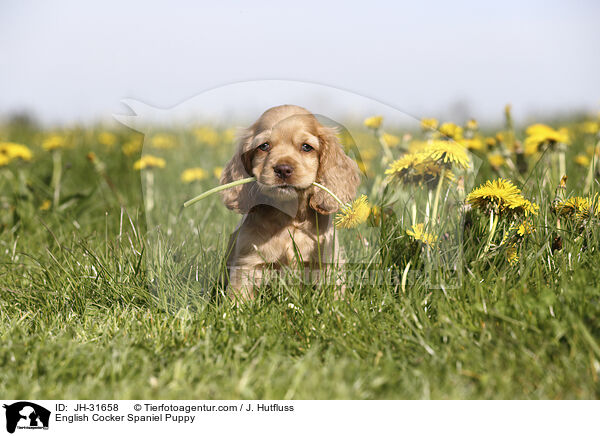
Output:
[
  {"xmin": 248, "ymin": 220, "xmax": 329, "ymax": 264},
  {"xmin": 271, "ymin": 222, "xmax": 323, "ymax": 263}
]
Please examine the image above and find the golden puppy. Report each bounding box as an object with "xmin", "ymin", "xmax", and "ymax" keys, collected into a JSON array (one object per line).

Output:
[{"xmin": 220, "ymin": 105, "xmax": 360, "ymax": 299}]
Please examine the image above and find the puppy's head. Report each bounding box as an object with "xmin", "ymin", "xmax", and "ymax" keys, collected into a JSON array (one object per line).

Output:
[{"xmin": 220, "ymin": 105, "xmax": 360, "ymax": 214}]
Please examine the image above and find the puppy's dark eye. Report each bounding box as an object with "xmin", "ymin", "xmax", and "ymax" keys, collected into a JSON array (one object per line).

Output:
[
  {"xmin": 301, "ymin": 144, "xmax": 314, "ymax": 152},
  {"xmin": 258, "ymin": 143, "xmax": 270, "ymax": 151}
]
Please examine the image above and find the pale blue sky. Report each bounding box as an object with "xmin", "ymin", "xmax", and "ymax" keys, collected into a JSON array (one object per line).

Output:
[{"xmin": 1, "ymin": 0, "xmax": 598, "ymax": 125}]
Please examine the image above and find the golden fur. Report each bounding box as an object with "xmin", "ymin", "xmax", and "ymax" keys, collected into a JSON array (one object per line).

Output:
[{"xmin": 220, "ymin": 105, "xmax": 360, "ymax": 299}]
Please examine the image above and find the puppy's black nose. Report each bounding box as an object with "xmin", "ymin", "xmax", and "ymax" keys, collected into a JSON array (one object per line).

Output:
[{"xmin": 274, "ymin": 164, "xmax": 294, "ymax": 180}]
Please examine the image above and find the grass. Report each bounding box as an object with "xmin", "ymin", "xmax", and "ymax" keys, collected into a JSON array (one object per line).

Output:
[{"xmin": 1, "ymin": 117, "xmax": 599, "ymax": 399}]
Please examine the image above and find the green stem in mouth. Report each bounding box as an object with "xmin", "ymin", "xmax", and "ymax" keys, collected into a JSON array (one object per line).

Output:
[
  {"xmin": 183, "ymin": 176, "xmax": 257, "ymax": 208},
  {"xmin": 311, "ymin": 181, "xmax": 345, "ymax": 208},
  {"xmin": 183, "ymin": 178, "xmax": 348, "ymax": 210}
]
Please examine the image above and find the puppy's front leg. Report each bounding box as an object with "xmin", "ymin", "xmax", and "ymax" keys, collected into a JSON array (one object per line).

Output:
[
  {"xmin": 310, "ymin": 263, "xmax": 346, "ymax": 300},
  {"xmin": 226, "ymin": 264, "xmax": 264, "ymax": 302}
]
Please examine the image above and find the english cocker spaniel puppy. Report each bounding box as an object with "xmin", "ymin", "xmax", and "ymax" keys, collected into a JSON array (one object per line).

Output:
[{"xmin": 220, "ymin": 105, "xmax": 360, "ymax": 300}]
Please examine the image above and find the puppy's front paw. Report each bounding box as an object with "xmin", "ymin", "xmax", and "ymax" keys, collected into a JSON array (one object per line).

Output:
[
  {"xmin": 226, "ymin": 265, "xmax": 263, "ymax": 303},
  {"xmin": 334, "ymin": 284, "xmax": 346, "ymax": 301},
  {"xmin": 227, "ymin": 285, "xmax": 255, "ymax": 304}
]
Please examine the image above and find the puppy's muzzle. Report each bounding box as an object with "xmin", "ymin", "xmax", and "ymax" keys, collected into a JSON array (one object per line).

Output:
[{"xmin": 274, "ymin": 164, "xmax": 294, "ymax": 180}]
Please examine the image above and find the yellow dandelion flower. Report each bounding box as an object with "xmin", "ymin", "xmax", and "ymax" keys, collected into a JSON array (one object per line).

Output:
[
  {"xmin": 574, "ymin": 154, "xmax": 590, "ymax": 167},
  {"xmin": 485, "ymin": 136, "xmax": 498, "ymax": 148},
  {"xmin": 151, "ymin": 133, "xmax": 177, "ymax": 149},
  {"xmin": 461, "ymin": 137, "xmax": 485, "ymax": 151},
  {"xmin": 193, "ymin": 126, "xmax": 220, "ymax": 146},
  {"xmin": 385, "ymin": 153, "xmax": 427, "ymax": 181},
  {"xmin": 385, "ymin": 151, "xmax": 454, "ymax": 187},
  {"xmin": 524, "ymin": 123, "xmax": 569, "ymax": 155},
  {"xmin": 335, "ymin": 195, "xmax": 370, "ymax": 229},
  {"xmin": 553, "ymin": 196, "xmax": 591, "ymax": 220},
  {"xmin": 465, "ymin": 119, "xmax": 478, "ymax": 131},
  {"xmin": 439, "ymin": 122, "xmax": 463, "ymax": 140},
  {"xmin": 213, "ymin": 166, "xmax": 223, "ymax": 179},
  {"xmin": 122, "ymin": 137, "xmax": 143, "ymax": 156},
  {"xmin": 42, "ymin": 134, "xmax": 66, "ymax": 151},
  {"xmin": 364, "ymin": 116, "xmax": 383, "ymax": 129},
  {"xmin": 506, "ymin": 244, "xmax": 519, "ymax": 265},
  {"xmin": 516, "ymin": 221, "xmax": 534, "ymax": 237},
  {"xmin": 181, "ymin": 167, "xmax": 208, "ymax": 183},
  {"xmin": 98, "ymin": 131, "xmax": 117, "ymax": 147},
  {"xmin": 0, "ymin": 154, "xmax": 10, "ymax": 166},
  {"xmin": 133, "ymin": 155, "xmax": 166, "ymax": 170},
  {"xmin": 406, "ymin": 223, "xmax": 437, "ymax": 246},
  {"xmin": 424, "ymin": 140, "xmax": 470, "ymax": 169},
  {"xmin": 503, "ymin": 220, "xmax": 533, "ymax": 245},
  {"xmin": 487, "ymin": 153, "xmax": 505, "ymax": 169},
  {"xmin": 381, "ymin": 132, "xmax": 400, "ymax": 148},
  {"xmin": 39, "ymin": 199, "xmax": 52, "ymax": 211},
  {"xmin": 518, "ymin": 199, "xmax": 540, "ymax": 217},
  {"xmin": 466, "ymin": 178, "xmax": 535, "ymax": 216},
  {"xmin": 581, "ymin": 121, "xmax": 599, "ymax": 135},
  {"xmin": 421, "ymin": 118, "xmax": 439, "ymax": 131},
  {"xmin": 0, "ymin": 142, "xmax": 33, "ymax": 161},
  {"xmin": 559, "ymin": 127, "xmax": 569, "ymax": 140}
]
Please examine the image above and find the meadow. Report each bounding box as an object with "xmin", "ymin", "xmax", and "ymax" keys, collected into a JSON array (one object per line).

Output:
[{"xmin": 1, "ymin": 108, "xmax": 599, "ymax": 399}]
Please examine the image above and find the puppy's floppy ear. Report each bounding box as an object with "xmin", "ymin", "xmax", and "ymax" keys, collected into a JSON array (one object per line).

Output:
[
  {"xmin": 310, "ymin": 126, "xmax": 360, "ymax": 215},
  {"xmin": 219, "ymin": 128, "xmax": 256, "ymax": 213}
]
